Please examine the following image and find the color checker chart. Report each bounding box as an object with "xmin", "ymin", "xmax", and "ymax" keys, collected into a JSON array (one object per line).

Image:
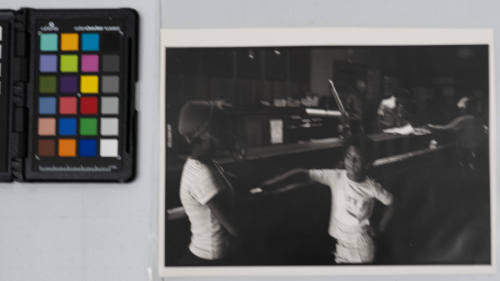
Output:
[
  {"xmin": 37, "ymin": 32, "xmax": 120, "ymax": 158},
  {"xmin": 24, "ymin": 9, "xmax": 137, "ymax": 181},
  {"xmin": 0, "ymin": 22, "xmax": 9, "ymax": 180}
]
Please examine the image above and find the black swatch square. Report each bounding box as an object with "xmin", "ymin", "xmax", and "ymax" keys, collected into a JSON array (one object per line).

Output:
[{"xmin": 101, "ymin": 33, "xmax": 121, "ymax": 52}]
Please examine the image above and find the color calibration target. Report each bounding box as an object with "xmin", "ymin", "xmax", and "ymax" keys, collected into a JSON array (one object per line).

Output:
[
  {"xmin": 0, "ymin": 24, "xmax": 8, "ymax": 174},
  {"xmin": 36, "ymin": 31, "xmax": 121, "ymax": 159}
]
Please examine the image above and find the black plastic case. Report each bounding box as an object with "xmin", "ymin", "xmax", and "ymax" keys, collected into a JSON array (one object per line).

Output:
[{"xmin": 0, "ymin": 8, "xmax": 138, "ymax": 182}]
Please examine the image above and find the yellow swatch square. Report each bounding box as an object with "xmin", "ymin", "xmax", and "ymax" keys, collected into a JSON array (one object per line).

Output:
[
  {"xmin": 61, "ymin": 33, "xmax": 79, "ymax": 51},
  {"xmin": 80, "ymin": 75, "xmax": 99, "ymax": 94}
]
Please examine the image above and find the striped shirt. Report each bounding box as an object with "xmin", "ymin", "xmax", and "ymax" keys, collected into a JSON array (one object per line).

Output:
[
  {"xmin": 180, "ymin": 158, "xmax": 233, "ymax": 260},
  {"xmin": 309, "ymin": 169, "xmax": 393, "ymax": 242}
]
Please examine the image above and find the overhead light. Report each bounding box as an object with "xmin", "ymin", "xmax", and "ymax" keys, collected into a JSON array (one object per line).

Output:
[
  {"xmin": 458, "ymin": 47, "xmax": 473, "ymax": 59},
  {"xmin": 248, "ymin": 50, "xmax": 255, "ymax": 60}
]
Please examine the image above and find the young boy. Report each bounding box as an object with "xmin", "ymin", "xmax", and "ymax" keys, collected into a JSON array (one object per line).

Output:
[
  {"xmin": 261, "ymin": 136, "xmax": 394, "ymax": 264},
  {"xmin": 177, "ymin": 101, "xmax": 240, "ymax": 265}
]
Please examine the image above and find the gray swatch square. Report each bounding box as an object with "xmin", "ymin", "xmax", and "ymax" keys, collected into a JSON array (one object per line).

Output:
[
  {"xmin": 102, "ymin": 75, "xmax": 119, "ymax": 93},
  {"xmin": 101, "ymin": 117, "xmax": 119, "ymax": 136},
  {"xmin": 102, "ymin": 55, "xmax": 120, "ymax": 72},
  {"xmin": 101, "ymin": 97, "xmax": 119, "ymax": 114}
]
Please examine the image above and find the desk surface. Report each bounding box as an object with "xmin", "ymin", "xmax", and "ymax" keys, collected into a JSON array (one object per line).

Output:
[{"xmin": 167, "ymin": 130, "xmax": 435, "ymax": 171}]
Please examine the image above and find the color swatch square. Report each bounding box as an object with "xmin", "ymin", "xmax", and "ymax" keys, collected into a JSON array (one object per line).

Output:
[
  {"xmin": 101, "ymin": 33, "xmax": 120, "ymax": 52},
  {"xmin": 59, "ymin": 118, "xmax": 77, "ymax": 136},
  {"xmin": 81, "ymin": 33, "xmax": 99, "ymax": 51},
  {"xmin": 60, "ymin": 33, "xmax": 79, "ymax": 51},
  {"xmin": 80, "ymin": 75, "xmax": 99, "ymax": 94},
  {"xmin": 40, "ymin": 33, "xmax": 58, "ymax": 51},
  {"xmin": 101, "ymin": 97, "xmax": 119, "ymax": 114},
  {"xmin": 102, "ymin": 75, "xmax": 119, "ymax": 93},
  {"xmin": 58, "ymin": 139, "xmax": 76, "ymax": 157},
  {"xmin": 81, "ymin": 55, "xmax": 99, "ymax": 72},
  {"xmin": 101, "ymin": 118, "xmax": 119, "ymax": 136},
  {"xmin": 39, "ymin": 76, "xmax": 57, "ymax": 94},
  {"xmin": 102, "ymin": 55, "xmax": 120, "ymax": 72},
  {"xmin": 80, "ymin": 97, "xmax": 98, "ymax": 115},
  {"xmin": 59, "ymin": 76, "xmax": 78, "ymax": 93},
  {"xmin": 60, "ymin": 55, "xmax": 78, "ymax": 72},
  {"xmin": 38, "ymin": 139, "xmax": 55, "ymax": 157},
  {"xmin": 59, "ymin": 97, "xmax": 77, "ymax": 115},
  {"xmin": 38, "ymin": 118, "xmax": 56, "ymax": 136},
  {"xmin": 100, "ymin": 139, "xmax": 118, "ymax": 157},
  {"xmin": 39, "ymin": 97, "xmax": 56, "ymax": 115},
  {"xmin": 79, "ymin": 139, "xmax": 97, "ymax": 157},
  {"xmin": 80, "ymin": 118, "xmax": 97, "ymax": 136},
  {"xmin": 40, "ymin": 55, "xmax": 58, "ymax": 72}
]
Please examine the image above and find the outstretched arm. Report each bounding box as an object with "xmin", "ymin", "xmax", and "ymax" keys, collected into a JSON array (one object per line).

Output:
[
  {"xmin": 428, "ymin": 115, "xmax": 470, "ymax": 131},
  {"xmin": 260, "ymin": 168, "xmax": 310, "ymax": 191}
]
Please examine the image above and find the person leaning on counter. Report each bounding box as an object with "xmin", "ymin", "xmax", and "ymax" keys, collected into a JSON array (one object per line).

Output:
[{"xmin": 176, "ymin": 101, "xmax": 240, "ymax": 266}]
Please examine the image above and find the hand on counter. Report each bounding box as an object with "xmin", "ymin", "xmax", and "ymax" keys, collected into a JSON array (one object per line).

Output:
[{"xmin": 249, "ymin": 187, "xmax": 264, "ymax": 194}]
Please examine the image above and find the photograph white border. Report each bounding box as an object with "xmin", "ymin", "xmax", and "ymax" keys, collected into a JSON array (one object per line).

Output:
[{"xmin": 158, "ymin": 27, "xmax": 496, "ymax": 277}]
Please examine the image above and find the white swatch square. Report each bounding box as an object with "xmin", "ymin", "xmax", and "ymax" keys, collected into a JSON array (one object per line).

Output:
[{"xmin": 100, "ymin": 139, "xmax": 118, "ymax": 157}]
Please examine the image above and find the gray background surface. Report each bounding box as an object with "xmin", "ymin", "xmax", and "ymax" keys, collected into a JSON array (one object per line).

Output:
[{"xmin": 0, "ymin": 0, "xmax": 498, "ymax": 280}]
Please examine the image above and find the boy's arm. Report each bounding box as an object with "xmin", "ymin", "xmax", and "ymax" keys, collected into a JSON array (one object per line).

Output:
[
  {"xmin": 206, "ymin": 192, "xmax": 240, "ymax": 237},
  {"xmin": 372, "ymin": 182, "xmax": 394, "ymax": 234},
  {"xmin": 259, "ymin": 168, "xmax": 310, "ymax": 191},
  {"xmin": 378, "ymin": 203, "xmax": 395, "ymax": 233}
]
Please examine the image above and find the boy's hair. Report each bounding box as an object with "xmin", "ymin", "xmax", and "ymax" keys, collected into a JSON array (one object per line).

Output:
[
  {"xmin": 343, "ymin": 135, "xmax": 375, "ymax": 166},
  {"xmin": 178, "ymin": 101, "xmax": 226, "ymax": 144}
]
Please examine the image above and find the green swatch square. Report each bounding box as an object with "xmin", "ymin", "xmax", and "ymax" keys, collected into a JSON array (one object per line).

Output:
[
  {"xmin": 80, "ymin": 118, "xmax": 97, "ymax": 136},
  {"xmin": 39, "ymin": 76, "xmax": 57, "ymax": 94},
  {"xmin": 60, "ymin": 55, "xmax": 78, "ymax": 72},
  {"xmin": 40, "ymin": 33, "xmax": 58, "ymax": 51}
]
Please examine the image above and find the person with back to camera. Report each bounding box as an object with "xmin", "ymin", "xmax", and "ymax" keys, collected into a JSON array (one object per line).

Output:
[
  {"xmin": 428, "ymin": 96, "xmax": 488, "ymax": 171},
  {"xmin": 259, "ymin": 136, "xmax": 394, "ymax": 264},
  {"xmin": 177, "ymin": 101, "xmax": 240, "ymax": 266}
]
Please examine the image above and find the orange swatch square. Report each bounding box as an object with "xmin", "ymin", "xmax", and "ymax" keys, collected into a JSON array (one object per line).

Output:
[
  {"xmin": 58, "ymin": 139, "xmax": 76, "ymax": 157},
  {"xmin": 61, "ymin": 33, "xmax": 79, "ymax": 51}
]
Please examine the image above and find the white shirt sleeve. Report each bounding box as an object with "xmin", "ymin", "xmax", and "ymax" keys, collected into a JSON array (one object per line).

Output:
[
  {"xmin": 309, "ymin": 169, "xmax": 342, "ymax": 187},
  {"xmin": 189, "ymin": 163, "xmax": 223, "ymax": 205},
  {"xmin": 371, "ymin": 180, "xmax": 393, "ymax": 206}
]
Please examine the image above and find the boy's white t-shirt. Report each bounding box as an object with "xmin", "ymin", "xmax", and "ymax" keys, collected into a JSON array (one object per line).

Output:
[
  {"xmin": 309, "ymin": 169, "xmax": 393, "ymax": 241},
  {"xmin": 180, "ymin": 158, "xmax": 233, "ymax": 260}
]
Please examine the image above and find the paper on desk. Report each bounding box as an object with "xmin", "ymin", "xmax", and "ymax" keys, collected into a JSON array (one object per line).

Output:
[
  {"xmin": 383, "ymin": 123, "xmax": 415, "ymax": 135},
  {"xmin": 383, "ymin": 124, "xmax": 431, "ymax": 135}
]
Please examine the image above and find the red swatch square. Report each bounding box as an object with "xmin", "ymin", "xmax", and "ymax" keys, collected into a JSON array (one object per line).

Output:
[
  {"xmin": 80, "ymin": 97, "xmax": 98, "ymax": 115},
  {"xmin": 59, "ymin": 97, "xmax": 77, "ymax": 115}
]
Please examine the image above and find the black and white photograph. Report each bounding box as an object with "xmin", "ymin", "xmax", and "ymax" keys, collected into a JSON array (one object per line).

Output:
[{"xmin": 159, "ymin": 28, "xmax": 495, "ymax": 276}]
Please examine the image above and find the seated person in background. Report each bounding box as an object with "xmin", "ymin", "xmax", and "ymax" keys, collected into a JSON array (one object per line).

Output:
[
  {"xmin": 428, "ymin": 96, "xmax": 487, "ymax": 170},
  {"xmin": 377, "ymin": 89, "xmax": 410, "ymax": 130},
  {"xmin": 177, "ymin": 101, "xmax": 240, "ymax": 266},
  {"xmin": 260, "ymin": 135, "xmax": 394, "ymax": 264}
]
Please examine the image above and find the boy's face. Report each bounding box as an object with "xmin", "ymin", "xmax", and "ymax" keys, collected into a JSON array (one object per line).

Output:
[{"xmin": 344, "ymin": 145, "xmax": 366, "ymax": 181}]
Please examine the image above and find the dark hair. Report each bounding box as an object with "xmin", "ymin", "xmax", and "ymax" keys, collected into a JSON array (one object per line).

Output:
[
  {"xmin": 343, "ymin": 135, "xmax": 374, "ymax": 165},
  {"xmin": 178, "ymin": 101, "xmax": 226, "ymax": 144}
]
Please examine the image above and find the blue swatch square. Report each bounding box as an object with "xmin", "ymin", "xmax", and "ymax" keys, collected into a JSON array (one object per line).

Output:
[
  {"xmin": 59, "ymin": 118, "xmax": 77, "ymax": 136},
  {"xmin": 81, "ymin": 33, "xmax": 100, "ymax": 51},
  {"xmin": 39, "ymin": 97, "xmax": 56, "ymax": 114},
  {"xmin": 40, "ymin": 33, "xmax": 58, "ymax": 51},
  {"xmin": 40, "ymin": 55, "xmax": 58, "ymax": 72},
  {"xmin": 79, "ymin": 139, "xmax": 97, "ymax": 157}
]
